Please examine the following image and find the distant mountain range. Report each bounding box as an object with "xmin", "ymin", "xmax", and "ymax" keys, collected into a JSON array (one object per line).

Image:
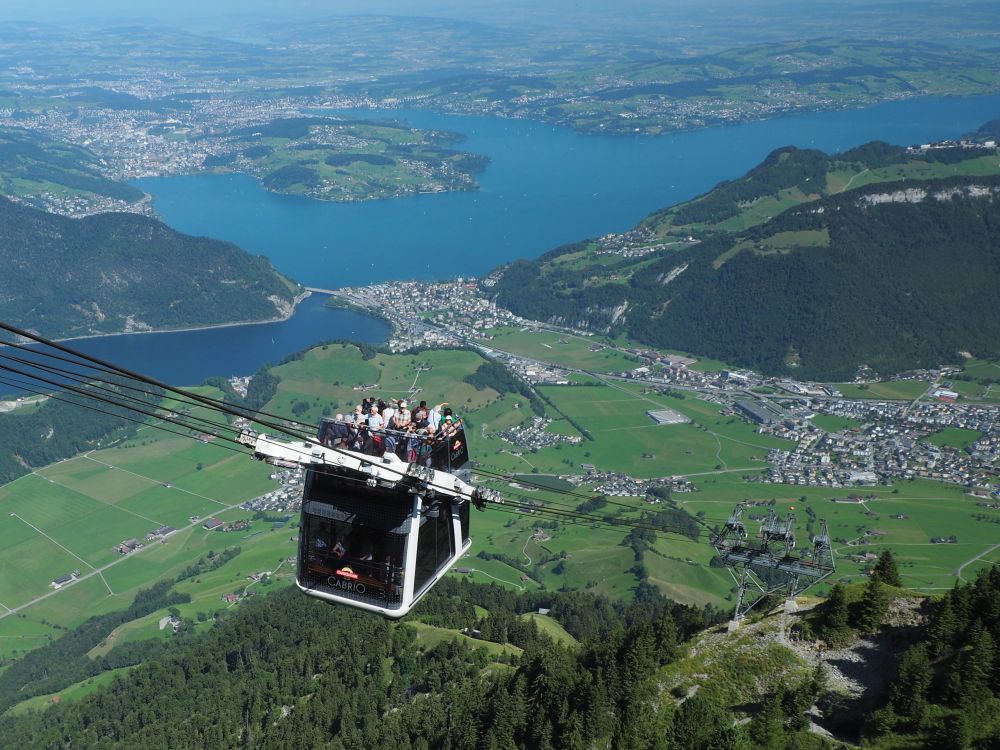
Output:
[
  {"xmin": 492, "ymin": 133, "xmax": 1000, "ymax": 380},
  {"xmin": 0, "ymin": 196, "xmax": 299, "ymax": 341}
]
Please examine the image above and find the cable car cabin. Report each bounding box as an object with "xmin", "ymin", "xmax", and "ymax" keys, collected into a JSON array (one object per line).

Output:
[{"xmin": 239, "ymin": 421, "xmax": 474, "ymax": 618}]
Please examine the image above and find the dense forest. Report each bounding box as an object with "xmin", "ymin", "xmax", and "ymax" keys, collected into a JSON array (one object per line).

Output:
[
  {"xmin": 10, "ymin": 561, "xmax": 1000, "ymax": 749},
  {"xmin": 0, "ymin": 578, "xmax": 736, "ymax": 749},
  {"xmin": 0, "ymin": 197, "xmax": 298, "ymax": 340},
  {"xmin": 494, "ymin": 165, "xmax": 1000, "ymax": 379}
]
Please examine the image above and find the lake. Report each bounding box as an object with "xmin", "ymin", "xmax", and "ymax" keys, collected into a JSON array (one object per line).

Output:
[
  {"xmin": 55, "ymin": 91, "xmax": 997, "ymax": 386},
  {"xmin": 50, "ymin": 294, "xmax": 389, "ymax": 387},
  {"xmin": 137, "ymin": 93, "xmax": 1000, "ymax": 289}
]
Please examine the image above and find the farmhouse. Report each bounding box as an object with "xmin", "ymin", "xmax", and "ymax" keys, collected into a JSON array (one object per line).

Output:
[
  {"xmin": 203, "ymin": 518, "xmax": 224, "ymax": 531},
  {"xmin": 50, "ymin": 571, "xmax": 79, "ymax": 589},
  {"xmin": 146, "ymin": 525, "xmax": 176, "ymax": 541},
  {"xmin": 115, "ymin": 538, "xmax": 142, "ymax": 555}
]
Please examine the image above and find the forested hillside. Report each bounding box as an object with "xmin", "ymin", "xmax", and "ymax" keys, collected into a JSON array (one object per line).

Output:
[
  {"xmin": 0, "ymin": 127, "xmax": 144, "ymax": 211},
  {"xmin": 0, "ymin": 197, "xmax": 299, "ymax": 340},
  {"xmin": 0, "ymin": 580, "xmax": 737, "ymax": 749},
  {"xmin": 6, "ymin": 557, "xmax": 1000, "ymax": 748},
  {"xmin": 493, "ymin": 139, "xmax": 1000, "ymax": 380},
  {"xmin": 0, "ymin": 382, "xmax": 147, "ymax": 483}
]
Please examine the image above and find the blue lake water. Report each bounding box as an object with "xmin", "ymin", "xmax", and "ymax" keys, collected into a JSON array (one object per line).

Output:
[
  {"xmin": 49, "ymin": 91, "xmax": 996, "ymax": 386},
  {"xmin": 136, "ymin": 93, "xmax": 1000, "ymax": 289},
  {"xmin": 51, "ymin": 295, "xmax": 388, "ymax": 386}
]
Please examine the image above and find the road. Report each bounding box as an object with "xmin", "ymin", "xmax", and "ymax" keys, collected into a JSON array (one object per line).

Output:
[{"xmin": 955, "ymin": 542, "xmax": 1000, "ymax": 582}]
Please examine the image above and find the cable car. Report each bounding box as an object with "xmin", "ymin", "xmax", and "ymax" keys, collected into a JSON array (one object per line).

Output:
[{"xmin": 239, "ymin": 419, "xmax": 476, "ymax": 618}]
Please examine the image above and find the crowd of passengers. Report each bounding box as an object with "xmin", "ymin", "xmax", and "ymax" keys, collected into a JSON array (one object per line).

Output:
[{"xmin": 322, "ymin": 397, "xmax": 464, "ymax": 464}]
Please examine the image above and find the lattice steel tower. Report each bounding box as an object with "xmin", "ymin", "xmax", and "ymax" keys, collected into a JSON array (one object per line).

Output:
[{"xmin": 712, "ymin": 504, "xmax": 835, "ymax": 622}]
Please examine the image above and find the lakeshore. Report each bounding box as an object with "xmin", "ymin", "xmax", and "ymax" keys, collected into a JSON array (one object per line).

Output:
[
  {"xmin": 3, "ymin": 295, "xmax": 390, "ymax": 391},
  {"xmin": 44, "ymin": 289, "xmax": 314, "ymax": 346}
]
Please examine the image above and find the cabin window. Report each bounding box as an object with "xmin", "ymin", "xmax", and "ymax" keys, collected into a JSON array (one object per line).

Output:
[
  {"xmin": 300, "ymin": 512, "xmax": 407, "ymax": 608},
  {"xmin": 299, "ymin": 469, "xmax": 412, "ymax": 609},
  {"xmin": 413, "ymin": 501, "xmax": 456, "ymax": 594}
]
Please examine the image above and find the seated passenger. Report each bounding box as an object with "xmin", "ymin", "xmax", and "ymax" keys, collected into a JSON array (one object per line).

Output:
[
  {"xmin": 313, "ymin": 521, "xmax": 332, "ymax": 550},
  {"xmin": 357, "ymin": 537, "xmax": 375, "ymax": 562},
  {"xmin": 332, "ymin": 526, "xmax": 352, "ymax": 558}
]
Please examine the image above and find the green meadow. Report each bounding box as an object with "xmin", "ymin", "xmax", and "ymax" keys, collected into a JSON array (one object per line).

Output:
[
  {"xmin": 1, "ymin": 342, "xmax": 997, "ymax": 673},
  {"xmin": 833, "ymin": 381, "xmax": 931, "ymax": 400},
  {"xmin": 483, "ymin": 327, "xmax": 641, "ymax": 373},
  {"xmin": 927, "ymin": 427, "xmax": 982, "ymax": 450}
]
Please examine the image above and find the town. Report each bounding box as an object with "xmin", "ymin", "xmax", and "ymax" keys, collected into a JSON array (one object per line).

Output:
[{"xmin": 328, "ymin": 275, "xmax": 1000, "ymax": 499}]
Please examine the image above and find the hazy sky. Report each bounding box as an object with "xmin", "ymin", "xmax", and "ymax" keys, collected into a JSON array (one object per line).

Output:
[{"xmin": 0, "ymin": 0, "xmax": 778, "ymax": 27}]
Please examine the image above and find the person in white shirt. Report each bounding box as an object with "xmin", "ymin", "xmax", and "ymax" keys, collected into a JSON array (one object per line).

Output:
[
  {"xmin": 367, "ymin": 405, "xmax": 384, "ymax": 431},
  {"xmin": 382, "ymin": 401, "xmax": 396, "ymax": 429},
  {"xmin": 428, "ymin": 402, "xmax": 447, "ymax": 430}
]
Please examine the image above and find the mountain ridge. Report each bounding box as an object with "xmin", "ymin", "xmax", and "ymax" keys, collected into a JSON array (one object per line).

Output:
[
  {"xmin": 492, "ymin": 137, "xmax": 1000, "ymax": 380},
  {"xmin": 0, "ymin": 196, "xmax": 300, "ymax": 341}
]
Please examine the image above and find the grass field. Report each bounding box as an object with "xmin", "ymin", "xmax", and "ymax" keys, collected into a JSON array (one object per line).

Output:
[
  {"xmin": 522, "ymin": 613, "xmax": 578, "ymax": 647},
  {"xmin": 404, "ymin": 621, "xmax": 523, "ymax": 659},
  {"xmin": 472, "ymin": 382, "xmax": 792, "ymax": 480},
  {"xmin": 0, "ymin": 390, "xmax": 279, "ymax": 658},
  {"xmin": 677, "ymin": 473, "xmax": 1000, "ymax": 597},
  {"xmin": 927, "ymin": 427, "xmax": 982, "ymax": 450},
  {"xmin": 833, "ymin": 381, "xmax": 931, "ymax": 400},
  {"xmin": 484, "ymin": 327, "xmax": 641, "ymax": 373},
  {"xmin": 4, "ymin": 666, "xmax": 133, "ymax": 717},
  {"xmin": 1, "ymin": 341, "xmax": 998, "ymax": 673}
]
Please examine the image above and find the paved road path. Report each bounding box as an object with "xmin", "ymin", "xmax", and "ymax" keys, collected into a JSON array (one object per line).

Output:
[{"xmin": 955, "ymin": 542, "xmax": 1000, "ymax": 582}]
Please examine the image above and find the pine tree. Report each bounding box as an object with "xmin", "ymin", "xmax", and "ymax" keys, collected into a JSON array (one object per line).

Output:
[
  {"xmin": 872, "ymin": 548, "xmax": 902, "ymax": 587},
  {"xmin": 957, "ymin": 621, "xmax": 995, "ymax": 704},
  {"xmin": 782, "ymin": 679, "xmax": 813, "ymax": 732},
  {"xmin": 853, "ymin": 576, "xmax": 890, "ymax": 634},
  {"xmin": 671, "ymin": 693, "xmax": 727, "ymax": 750},
  {"xmin": 929, "ymin": 596, "xmax": 959, "ymax": 657},
  {"xmin": 749, "ymin": 688, "xmax": 786, "ymax": 750},
  {"xmin": 654, "ymin": 611, "xmax": 679, "ymax": 664},
  {"xmin": 890, "ymin": 644, "xmax": 932, "ymax": 721},
  {"xmin": 817, "ymin": 583, "xmax": 853, "ymax": 646}
]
